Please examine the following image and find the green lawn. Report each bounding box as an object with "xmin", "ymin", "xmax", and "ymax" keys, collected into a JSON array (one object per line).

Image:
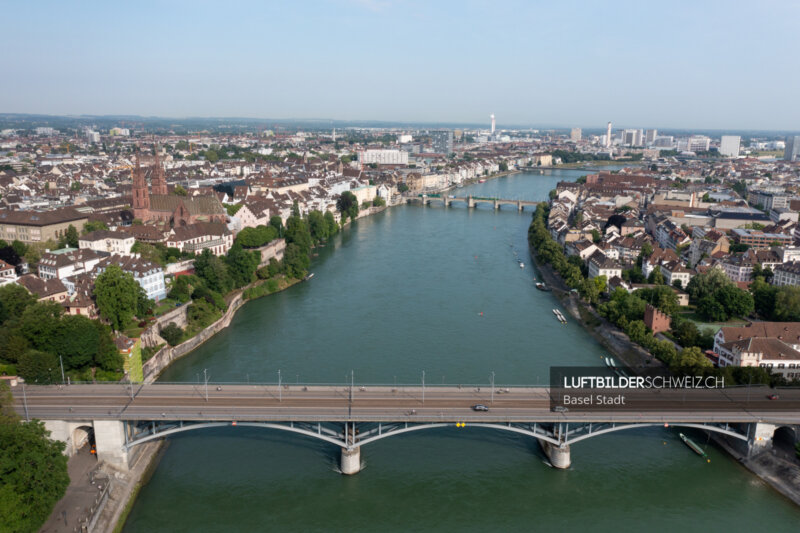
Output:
[
  {"xmin": 154, "ymin": 298, "xmax": 181, "ymax": 316},
  {"xmin": 679, "ymin": 311, "xmax": 749, "ymax": 333},
  {"xmin": 123, "ymin": 339, "xmax": 143, "ymax": 383}
]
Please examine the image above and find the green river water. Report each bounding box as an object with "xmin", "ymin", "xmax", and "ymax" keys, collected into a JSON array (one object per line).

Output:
[{"xmin": 123, "ymin": 169, "xmax": 800, "ymax": 532}]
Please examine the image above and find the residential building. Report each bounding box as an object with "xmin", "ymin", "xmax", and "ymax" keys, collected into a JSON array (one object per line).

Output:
[
  {"xmin": 38, "ymin": 248, "xmax": 103, "ymax": 280},
  {"xmin": 166, "ymin": 222, "xmax": 233, "ymax": 256},
  {"xmin": 16, "ymin": 274, "xmax": 68, "ymax": 303},
  {"xmin": 79, "ymin": 230, "xmax": 135, "ymax": 255},
  {"xmin": 0, "ymin": 259, "xmax": 15, "ymax": 279},
  {"xmin": 94, "ymin": 254, "xmax": 167, "ymax": 302},
  {"xmin": 773, "ymin": 262, "xmax": 800, "ymax": 287},
  {"xmin": 731, "ymin": 228, "xmax": 792, "ymax": 248},
  {"xmin": 587, "ymin": 250, "xmax": 622, "ymax": 279},
  {"xmin": 570, "ymin": 128, "xmax": 582, "ymax": 142}
]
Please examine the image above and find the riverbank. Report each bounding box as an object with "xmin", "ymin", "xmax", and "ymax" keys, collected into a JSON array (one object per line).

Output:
[
  {"xmin": 528, "ymin": 247, "xmax": 658, "ymax": 372},
  {"xmin": 711, "ymin": 433, "xmax": 800, "ymax": 508}
]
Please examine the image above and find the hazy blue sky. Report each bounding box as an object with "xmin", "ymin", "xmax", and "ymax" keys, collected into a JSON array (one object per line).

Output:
[{"xmin": 2, "ymin": 0, "xmax": 798, "ymax": 130}]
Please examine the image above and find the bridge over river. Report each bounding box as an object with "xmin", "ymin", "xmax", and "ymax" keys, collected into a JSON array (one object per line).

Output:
[
  {"xmin": 407, "ymin": 194, "xmax": 540, "ymax": 211},
  {"xmin": 13, "ymin": 383, "xmax": 800, "ymax": 473}
]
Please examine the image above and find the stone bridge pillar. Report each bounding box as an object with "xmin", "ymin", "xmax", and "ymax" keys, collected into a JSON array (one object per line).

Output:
[
  {"xmin": 467, "ymin": 196, "xmax": 475, "ymax": 208},
  {"xmin": 518, "ymin": 201, "xmax": 523, "ymax": 211},
  {"xmin": 93, "ymin": 420, "xmax": 130, "ymax": 471},
  {"xmin": 494, "ymin": 200, "xmax": 499, "ymax": 210},
  {"xmin": 747, "ymin": 422, "xmax": 777, "ymax": 456},
  {"xmin": 538, "ymin": 439, "xmax": 571, "ymax": 469},
  {"xmin": 341, "ymin": 447, "xmax": 361, "ymax": 475}
]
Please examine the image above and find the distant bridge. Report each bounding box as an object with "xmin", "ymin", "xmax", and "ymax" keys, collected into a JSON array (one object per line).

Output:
[
  {"xmin": 13, "ymin": 383, "xmax": 799, "ymax": 473},
  {"xmin": 407, "ymin": 194, "xmax": 540, "ymax": 211}
]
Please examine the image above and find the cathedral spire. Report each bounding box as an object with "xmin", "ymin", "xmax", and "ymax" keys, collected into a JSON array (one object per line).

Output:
[
  {"xmin": 132, "ymin": 152, "xmax": 150, "ymax": 220},
  {"xmin": 151, "ymin": 144, "xmax": 168, "ymax": 195}
]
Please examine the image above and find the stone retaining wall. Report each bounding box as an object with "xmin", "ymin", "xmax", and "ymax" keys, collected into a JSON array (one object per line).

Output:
[{"xmin": 142, "ymin": 293, "xmax": 245, "ymax": 383}]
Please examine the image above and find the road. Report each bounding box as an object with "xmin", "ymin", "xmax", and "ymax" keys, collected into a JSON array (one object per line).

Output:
[{"xmin": 11, "ymin": 383, "xmax": 800, "ymax": 424}]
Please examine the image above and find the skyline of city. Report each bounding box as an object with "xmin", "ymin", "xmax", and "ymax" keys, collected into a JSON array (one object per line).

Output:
[{"xmin": 2, "ymin": 1, "xmax": 798, "ymax": 130}]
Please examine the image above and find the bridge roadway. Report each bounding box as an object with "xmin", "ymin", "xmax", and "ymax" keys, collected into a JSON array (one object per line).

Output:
[
  {"xmin": 14, "ymin": 384, "xmax": 800, "ymax": 472},
  {"xmin": 13, "ymin": 383, "xmax": 800, "ymax": 424}
]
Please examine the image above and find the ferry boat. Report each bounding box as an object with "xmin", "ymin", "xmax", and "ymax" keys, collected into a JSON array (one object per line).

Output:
[{"xmin": 679, "ymin": 433, "xmax": 709, "ymax": 460}]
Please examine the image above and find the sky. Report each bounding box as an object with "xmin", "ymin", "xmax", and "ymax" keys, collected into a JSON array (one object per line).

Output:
[{"xmin": 2, "ymin": 0, "xmax": 798, "ymax": 130}]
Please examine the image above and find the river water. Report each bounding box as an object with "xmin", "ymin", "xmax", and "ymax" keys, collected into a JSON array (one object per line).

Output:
[{"xmin": 124, "ymin": 168, "xmax": 800, "ymax": 532}]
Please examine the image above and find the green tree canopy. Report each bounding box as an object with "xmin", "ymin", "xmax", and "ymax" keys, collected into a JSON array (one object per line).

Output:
[
  {"xmin": 94, "ymin": 265, "xmax": 142, "ymax": 331},
  {"xmin": 0, "ymin": 410, "xmax": 69, "ymax": 532}
]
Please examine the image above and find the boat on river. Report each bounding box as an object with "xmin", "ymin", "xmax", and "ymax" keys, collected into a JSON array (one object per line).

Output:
[
  {"xmin": 519, "ymin": 262, "xmax": 525, "ymax": 268},
  {"xmin": 303, "ymin": 273, "xmax": 315, "ymax": 281},
  {"xmin": 679, "ymin": 433, "xmax": 709, "ymax": 460},
  {"xmin": 535, "ymin": 282, "xmax": 550, "ymax": 291}
]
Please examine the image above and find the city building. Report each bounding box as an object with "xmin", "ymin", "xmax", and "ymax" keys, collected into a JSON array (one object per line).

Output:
[
  {"xmin": 570, "ymin": 128, "xmax": 582, "ymax": 142},
  {"xmin": 38, "ymin": 248, "xmax": 103, "ymax": 280},
  {"xmin": 785, "ymin": 135, "xmax": 800, "ymax": 162},
  {"xmin": 360, "ymin": 149, "xmax": 409, "ymax": 166},
  {"xmin": 78, "ymin": 230, "xmax": 136, "ymax": 255},
  {"xmin": 165, "ymin": 222, "xmax": 233, "ymax": 256},
  {"xmin": 430, "ymin": 130, "xmax": 454, "ymax": 155},
  {"xmin": 719, "ymin": 135, "xmax": 741, "ymax": 158},
  {"xmin": 645, "ymin": 129, "xmax": 658, "ymax": 144},
  {"xmin": 0, "ymin": 208, "xmax": 89, "ymax": 244},
  {"xmin": 95, "ymin": 255, "xmax": 167, "ymax": 302}
]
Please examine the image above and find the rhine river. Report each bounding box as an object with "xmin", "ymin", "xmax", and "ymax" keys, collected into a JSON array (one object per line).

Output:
[{"xmin": 124, "ymin": 168, "xmax": 800, "ymax": 532}]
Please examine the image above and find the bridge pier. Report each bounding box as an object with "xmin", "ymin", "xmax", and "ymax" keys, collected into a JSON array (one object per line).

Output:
[
  {"xmin": 517, "ymin": 201, "xmax": 522, "ymax": 211},
  {"xmin": 93, "ymin": 420, "xmax": 130, "ymax": 470},
  {"xmin": 340, "ymin": 447, "xmax": 361, "ymax": 475},
  {"xmin": 467, "ymin": 196, "xmax": 475, "ymax": 209},
  {"xmin": 538, "ymin": 439, "xmax": 571, "ymax": 469},
  {"xmin": 494, "ymin": 200, "xmax": 499, "ymax": 210}
]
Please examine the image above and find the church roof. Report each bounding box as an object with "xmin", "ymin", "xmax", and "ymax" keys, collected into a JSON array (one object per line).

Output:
[{"xmin": 148, "ymin": 194, "xmax": 226, "ymax": 216}]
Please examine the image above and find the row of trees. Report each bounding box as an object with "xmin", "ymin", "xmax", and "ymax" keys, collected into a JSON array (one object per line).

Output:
[{"xmin": 685, "ymin": 268, "xmax": 754, "ymax": 322}]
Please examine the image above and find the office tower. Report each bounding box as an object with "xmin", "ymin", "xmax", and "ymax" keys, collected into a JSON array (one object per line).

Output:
[
  {"xmin": 431, "ymin": 130, "xmax": 454, "ymax": 155},
  {"xmin": 606, "ymin": 122, "xmax": 612, "ymax": 148},
  {"xmin": 490, "ymin": 114, "xmax": 496, "ymax": 134},
  {"xmin": 570, "ymin": 128, "xmax": 582, "ymax": 142},
  {"xmin": 785, "ymin": 136, "xmax": 800, "ymax": 161},
  {"xmin": 720, "ymin": 135, "xmax": 741, "ymax": 157},
  {"xmin": 645, "ymin": 129, "xmax": 657, "ymax": 144}
]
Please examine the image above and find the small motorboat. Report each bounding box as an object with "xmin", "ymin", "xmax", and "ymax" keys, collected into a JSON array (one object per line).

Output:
[{"xmin": 679, "ymin": 433, "xmax": 709, "ymax": 460}]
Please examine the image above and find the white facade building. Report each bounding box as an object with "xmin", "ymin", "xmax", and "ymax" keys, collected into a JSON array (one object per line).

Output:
[
  {"xmin": 361, "ymin": 149, "xmax": 409, "ymax": 166},
  {"xmin": 719, "ymin": 136, "xmax": 741, "ymax": 157}
]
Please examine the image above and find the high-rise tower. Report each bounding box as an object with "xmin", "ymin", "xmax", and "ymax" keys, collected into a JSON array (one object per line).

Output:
[
  {"xmin": 131, "ymin": 154, "xmax": 150, "ymax": 220},
  {"xmin": 490, "ymin": 114, "xmax": 496, "ymax": 135},
  {"xmin": 151, "ymin": 145, "xmax": 168, "ymax": 195},
  {"xmin": 606, "ymin": 122, "xmax": 612, "ymax": 148}
]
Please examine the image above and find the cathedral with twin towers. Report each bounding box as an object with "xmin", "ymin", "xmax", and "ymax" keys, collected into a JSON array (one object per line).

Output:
[{"xmin": 131, "ymin": 145, "xmax": 226, "ymax": 227}]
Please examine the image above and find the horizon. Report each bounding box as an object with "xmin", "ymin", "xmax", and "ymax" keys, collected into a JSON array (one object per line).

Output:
[{"xmin": 2, "ymin": 1, "xmax": 798, "ymax": 131}]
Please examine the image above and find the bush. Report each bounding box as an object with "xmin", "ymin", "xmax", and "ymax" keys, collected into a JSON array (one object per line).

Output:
[{"xmin": 160, "ymin": 323, "xmax": 184, "ymax": 346}]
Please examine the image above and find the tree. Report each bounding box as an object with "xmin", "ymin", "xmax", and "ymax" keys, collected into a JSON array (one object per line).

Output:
[
  {"xmin": 82, "ymin": 220, "xmax": 109, "ymax": 234},
  {"xmin": 751, "ymin": 277, "xmax": 778, "ymax": 319},
  {"xmin": 0, "ymin": 414, "xmax": 69, "ymax": 533},
  {"xmin": 285, "ymin": 216, "xmax": 313, "ymax": 254},
  {"xmin": 193, "ymin": 250, "xmax": 233, "ymax": 294},
  {"xmin": 204, "ymin": 149, "xmax": 219, "ymax": 163},
  {"xmin": 336, "ymin": 191, "xmax": 359, "ymax": 221},
  {"xmin": 17, "ymin": 301, "xmax": 63, "ymax": 354},
  {"xmin": 716, "ymin": 284, "xmax": 754, "ymax": 318},
  {"xmin": 686, "ymin": 268, "xmax": 733, "ymax": 303},
  {"xmin": 236, "ymin": 226, "xmax": 277, "ymax": 248},
  {"xmin": 0, "ymin": 283, "xmax": 36, "ymax": 325},
  {"xmin": 647, "ymin": 265, "xmax": 665, "ymax": 285},
  {"xmin": 160, "ymin": 323, "xmax": 183, "ymax": 346},
  {"xmin": 94, "ymin": 265, "xmax": 142, "ymax": 331},
  {"xmin": 307, "ymin": 210, "xmax": 329, "ymax": 243},
  {"xmin": 774, "ymin": 286, "xmax": 800, "ymax": 321},
  {"xmin": 59, "ymin": 224, "xmax": 79, "ymax": 248},
  {"xmin": 174, "ymin": 184, "xmax": 188, "ymax": 196},
  {"xmin": 283, "ymin": 243, "xmax": 310, "ymax": 279},
  {"xmin": 57, "ymin": 314, "xmax": 102, "ymax": 369},
  {"xmin": 499, "ymin": 161, "xmax": 509, "ymax": 172},
  {"xmin": 225, "ymin": 245, "xmax": 260, "ymax": 288},
  {"xmin": 591, "ymin": 229, "xmax": 602, "ymax": 243},
  {"xmin": 17, "ymin": 350, "xmax": 60, "ymax": 383},
  {"xmin": 641, "ymin": 242, "xmax": 654, "ymax": 258},
  {"xmin": 675, "ymin": 346, "xmax": 712, "ymax": 369},
  {"xmin": 269, "ymin": 216, "xmax": 284, "ymax": 238},
  {"xmin": 697, "ymin": 296, "xmax": 727, "ymax": 322},
  {"xmin": 324, "ymin": 211, "xmax": 338, "ymax": 236}
]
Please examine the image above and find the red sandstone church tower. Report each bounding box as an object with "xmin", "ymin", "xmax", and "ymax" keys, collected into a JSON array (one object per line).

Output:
[
  {"xmin": 131, "ymin": 154, "xmax": 150, "ymax": 220},
  {"xmin": 151, "ymin": 146, "xmax": 168, "ymax": 195}
]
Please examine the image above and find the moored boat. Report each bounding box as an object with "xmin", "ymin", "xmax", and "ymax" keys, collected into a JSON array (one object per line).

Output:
[
  {"xmin": 679, "ymin": 432, "xmax": 709, "ymax": 460},
  {"xmin": 535, "ymin": 282, "xmax": 550, "ymax": 291}
]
